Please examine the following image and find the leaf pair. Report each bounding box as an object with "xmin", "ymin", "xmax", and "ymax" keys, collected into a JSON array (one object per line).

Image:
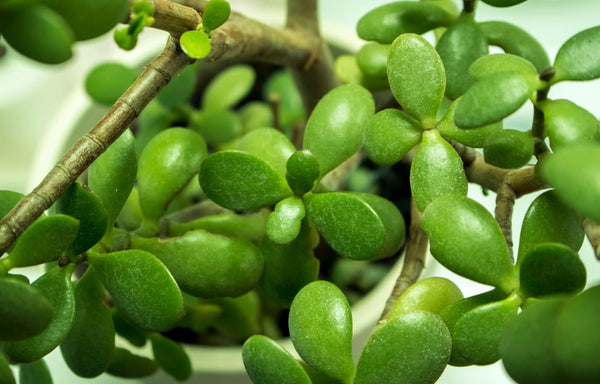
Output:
[{"xmin": 180, "ymin": 0, "xmax": 230, "ymax": 59}]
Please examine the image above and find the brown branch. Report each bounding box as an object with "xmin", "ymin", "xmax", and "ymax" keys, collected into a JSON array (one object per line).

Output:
[
  {"xmin": 495, "ymin": 182, "xmax": 516, "ymax": 261},
  {"xmin": 378, "ymin": 201, "xmax": 428, "ymax": 324},
  {"xmin": 582, "ymin": 218, "xmax": 600, "ymax": 261},
  {"xmin": 136, "ymin": 0, "xmax": 201, "ymax": 36}
]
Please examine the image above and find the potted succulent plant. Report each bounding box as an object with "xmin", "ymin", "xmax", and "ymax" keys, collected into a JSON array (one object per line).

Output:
[{"xmin": 1, "ymin": 0, "xmax": 600, "ymax": 383}]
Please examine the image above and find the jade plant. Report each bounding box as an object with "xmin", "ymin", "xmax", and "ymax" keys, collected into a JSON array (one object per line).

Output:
[{"xmin": 1, "ymin": 0, "xmax": 600, "ymax": 383}]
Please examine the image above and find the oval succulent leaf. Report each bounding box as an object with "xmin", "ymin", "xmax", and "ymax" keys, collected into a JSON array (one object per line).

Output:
[
  {"xmin": 130, "ymin": 230, "xmax": 263, "ymax": 298},
  {"xmin": 180, "ymin": 30, "xmax": 211, "ymax": 59},
  {"xmin": 410, "ymin": 129, "xmax": 467, "ymax": 211},
  {"xmin": 209, "ymin": 292, "xmax": 261, "ymax": 342},
  {"xmin": 85, "ymin": 62, "xmax": 138, "ymax": 105},
  {"xmin": 357, "ymin": 2, "xmax": 456, "ymax": 44},
  {"xmin": 539, "ymin": 145, "xmax": 600, "ymax": 222},
  {"xmin": 389, "ymin": 277, "xmax": 463, "ymax": 319},
  {"xmin": 0, "ymin": 354, "xmax": 14, "ymax": 384},
  {"xmin": 106, "ymin": 347, "xmax": 158, "ymax": 378},
  {"xmin": 353, "ymin": 312, "xmax": 451, "ymax": 384},
  {"xmin": 150, "ymin": 333, "xmax": 191, "ymax": 381},
  {"xmin": 167, "ymin": 209, "xmax": 269, "ymax": 240},
  {"xmin": 388, "ymin": 33, "xmax": 445, "ymax": 128},
  {"xmin": 3, "ymin": 266, "xmax": 75, "ymax": 363},
  {"xmin": 202, "ymin": 64, "xmax": 256, "ymax": 111},
  {"xmin": 19, "ymin": 359, "xmax": 52, "ymax": 384},
  {"xmin": 0, "ymin": 190, "xmax": 24, "ymax": 219},
  {"xmin": 202, "ymin": 0, "xmax": 231, "ymax": 32},
  {"xmin": 192, "ymin": 109, "xmax": 241, "ymax": 146},
  {"xmin": 356, "ymin": 43, "xmax": 390, "ymax": 78},
  {"xmin": 469, "ymin": 54, "xmax": 538, "ymax": 81},
  {"xmin": 454, "ymin": 71, "xmax": 538, "ymax": 129},
  {"xmin": 289, "ymin": 281, "xmax": 354, "ymax": 383},
  {"xmin": 286, "ymin": 150, "xmax": 321, "ymax": 195},
  {"xmin": 334, "ymin": 56, "xmax": 389, "ymax": 92},
  {"xmin": 553, "ymin": 26, "xmax": 600, "ymax": 82},
  {"xmin": 88, "ymin": 249, "xmax": 183, "ymax": 331},
  {"xmin": 363, "ymin": 108, "xmax": 422, "ymax": 166},
  {"xmin": 421, "ymin": 195, "xmax": 516, "ymax": 292},
  {"xmin": 242, "ymin": 335, "xmax": 312, "ymax": 384},
  {"xmin": 303, "ymin": 84, "xmax": 374, "ymax": 176},
  {"xmin": 483, "ymin": 129, "xmax": 534, "ymax": 169},
  {"xmin": 200, "ymin": 151, "xmax": 292, "ymax": 211},
  {"xmin": 436, "ymin": 99, "xmax": 502, "ymax": 148},
  {"xmin": 538, "ymin": 99, "xmax": 600, "ymax": 150},
  {"xmin": 267, "ymin": 196, "xmax": 306, "ymax": 244},
  {"xmin": 236, "ymin": 128, "xmax": 296, "ymax": 177},
  {"xmin": 0, "ymin": 278, "xmax": 53, "ymax": 341}
]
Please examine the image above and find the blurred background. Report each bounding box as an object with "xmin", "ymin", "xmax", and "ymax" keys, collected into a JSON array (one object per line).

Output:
[{"xmin": 1, "ymin": 0, "xmax": 599, "ymax": 383}]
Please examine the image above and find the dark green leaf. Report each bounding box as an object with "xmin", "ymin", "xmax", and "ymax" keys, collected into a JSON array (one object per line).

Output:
[
  {"xmin": 179, "ymin": 30, "xmax": 210, "ymax": 59},
  {"xmin": 111, "ymin": 309, "xmax": 147, "ymax": 347},
  {"xmin": 85, "ymin": 63, "xmax": 137, "ymax": 105},
  {"xmin": 0, "ymin": 190, "xmax": 23, "ymax": 219},
  {"xmin": 150, "ymin": 333, "xmax": 191, "ymax": 381},
  {"xmin": 236, "ymin": 128, "xmax": 295, "ymax": 177},
  {"xmin": 286, "ymin": 150, "xmax": 320, "ymax": 195},
  {"xmin": 202, "ymin": 65, "xmax": 255, "ymax": 111},
  {"xmin": 192, "ymin": 109, "xmax": 241, "ymax": 146},
  {"xmin": 209, "ymin": 291, "xmax": 261, "ymax": 341},
  {"xmin": 19, "ymin": 359, "xmax": 51, "ymax": 384},
  {"xmin": 436, "ymin": 99, "xmax": 502, "ymax": 148},
  {"xmin": 0, "ymin": 353, "xmax": 14, "ymax": 384},
  {"xmin": 483, "ymin": 129, "xmax": 534, "ymax": 169},
  {"xmin": 0, "ymin": 279, "xmax": 52, "ymax": 341},
  {"xmin": 364, "ymin": 108, "xmax": 422, "ymax": 165},
  {"xmin": 553, "ymin": 26, "xmax": 600, "ymax": 82},
  {"xmin": 469, "ymin": 53, "xmax": 537, "ymax": 81},
  {"xmin": 481, "ymin": 0, "xmax": 526, "ymax": 7},
  {"xmin": 538, "ymin": 99, "xmax": 600, "ymax": 150},
  {"xmin": 157, "ymin": 63, "xmax": 197, "ymax": 109},
  {"xmin": 267, "ymin": 196, "xmax": 305, "ymax": 244},
  {"xmin": 106, "ymin": 347, "xmax": 157, "ymax": 378},
  {"xmin": 356, "ymin": 43, "xmax": 389, "ymax": 78},
  {"xmin": 202, "ymin": 0, "xmax": 230, "ymax": 32},
  {"xmin": 389, "ymin": 277, "xmax": 463, "ymax": 318}
]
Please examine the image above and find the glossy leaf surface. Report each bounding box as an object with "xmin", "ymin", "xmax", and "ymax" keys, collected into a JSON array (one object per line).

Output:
[
  {"xmin": 236, "ymin": 128, "xmax": 295, "ymax": 177},
  {"xmin": 289, "ymin": 281, "xmax": 354, "ymax": 383},
  {"xmin": 364, "ymin": 108, "xmax": 422, "ymax": 165},
  {"xmin": 88, "ymin": 250, "xmax": 183, "ymax": 331},
  {"xmin": 483, "ymin": 129, "xmax": 534, "ymax": 169},
  {"xmin": 85, "ymin": 63, "xmax": 137, "ymax": 105},
  {"xmin": 553, "ymin": 26, "xmax": 600, "ymax": 82},
  {"xmin": 150, "ymin": 333, "xmax": 191, "ymax": 381},
  {"xmin": 0, "ymin": 278, "xmax": 52, "ymax": 341},
  {"xmin": 19, "ymin": 359, "xmax": 52, "ymax": 384},
  {"xmin": 389, "ymin": 277, "xmax": 463, "ymax": 318},
  {"xmin": 180, "ymin": 30, "xmax": 210, "ymax": 59},
  {"xmin": 203, "ymin": 65, "xmax": 255, "ymax": 111},
  {"xmin": 469, "ymin": 54, "xmax": 537, "ymax": 81},
  {"xmin": 436, "ymin": 99, "xmax": 502, "ymax": 148},
  {"xmin": 267, "ymin": 196, "xmax": 305, "ymax": 244},
  {"xmin": 106, "ymin": 348, "xmax": 157, "ymax": 378},
  {"xmin": 539, "ymin": 99, "xmax": 599, "ymax": 150},
  {"xmin": 202, "ymin": 0, "xmax": 230, "ymax": 31},
  {"xmin": 286, "ymin": 150, "xmax": 320, "ymax": 195}
]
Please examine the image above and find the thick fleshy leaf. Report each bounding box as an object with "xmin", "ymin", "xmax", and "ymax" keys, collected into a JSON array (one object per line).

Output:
[
  {"xmin": 138, "ymin": 128, "xmax": 207, "ymax": 221},
  {"xmin": 517, "ymin": 190, "xmax": 584, "ymax": 263},
  {"xmin": 389, "ymin": 277, "xmax": 463, "ymax": 319},
  {"xmin": 7, "ymin": 215, "xmax": 78, "ymax": 268},
  {"xmin": 469, "ymin": 54, "xmax": 537, "ymax": 81},
  {"xmin": 306, "ymin": 192, "xmax": 405, "ymax": 260},
  {"xmin": 364, "ymin": 108, "xmax": 422, "ymax": 165},
  {"xmin": 388, "ymin": 34, "xmax": 445, "ymax": 128},
  {"xmin": 130, "ymin": 230, "xmax": 263, "ymax": 298},
  {"xmin": 0, "ymin": 354, "xmax": 14, "ymax": 384},
  {"xmin": 242, "ymin": 335, "xmax": 312, "ymax": 384},
  {"xmin": 88, "ymin": 250, "xmax": 183, "ymax": 331},
  {"xmin": 3, "ymin": 266, "xmax": 75, "ymax": 363},
  {"xmin": 156, "ymin": 63, "xmax": 197, "ymax": 109},
  {"xmin": 200, "ymin": 151, "xmax": 292, "ymax": 211},
  {"xmin": 356, "ymin": 2, "xmax": 456, "ymax": 44},
  {"xmin": 60, "ymin": 269, "xmax": 114, "ymax": 378},
  {"xmin": 179, "ymin": 30, "xmax": 210, "ymax": 59},
  {"xmin": 106, "ymin": 348, "xmax": 157, "ymax": 378},
  {"xmin": 0, "ymin": 190, "xmax": 23, "ymax": 219},
  {"xmin": 267, "ymin": 196, "xmax": 305, "ymax": 244},
  {"xmin": 192, "ymin": 109, "xmax": 241, "ymax": 146},
  {"xmin": 453, "ymin": 294, "xmax": 521, "ymax": 365},
  {"xmin": 111, "ymin": 309, "xmax": 147, "ymax": 347},
  {"xmin": 150, "ymin": 333, "xmax": 191, "ymax": 381},
  {"xmin": 237, "ymin": 128, "xmax": 295, "ymax": 177},
  {"xmin": 201, "ymin": 0, "xmax": 230, "ymax": 32},
  {"xmin": 538, "ymin": 99, "xmax": 600, "ymax": 150},
  {"xmin": 553, "ymin": 26, "xmax": 600, "ymax": 83},
  {"xmin": 519, "ymin": 243, "xmax": 585, "ymax": 298},
  {"xmin": 19, "ymin": 359, "xmax": 52, "ymax": 384},
  {"xmin": 410, "ymin": 129, "xmax": 467, "ymax": 211},
  {"xmin": 167, "ymin": 209, "xmax": 269, "ymax": 240},
  {"xmin": 481, "ymin": 0, "xmax": 526, "ymax": 7},
  {"xmin": 55, "ymin": 182, "xmax": 107, "ymax": 254},
  {"xmin": 354, "ymin": 312, "xmax": 451, "ymax": 384},
  {"xmin": 88, "ymin": 129, "xmax": 137, "ymax": 229},
  {"xmin": 436, "ymin": 99, "xmax": 502, "ymax": 148},
  {"xmin": 0, "ymin": 279, "xmax": 53, "ymax": 341},
  {"xmin": 334, "ymin": 56, "xmax": 389, "ymax": 92},
  {"xmin": 208, "ymin": 291, "xmax": 261, "ymax": 341},
  {"xmin": 303, "ymin": 84, "xmax": 374, "ymax": 176},
  {"xmin": 539, "ymin": 145, "xmax": 600, "ymax": 222},
  {"xmin": 202, "ymin": 65, "xmax": 256, "ymax": 111},
  {"xmin": 85, "ymin": 63, "xmax": 137, "ymax": 105},
  {"xmin": 421, "ymin": 195, "xmax": 516, "ymax": 292},
  {"xmin": 356, "ymin": 43, "xmax": 389, "ymax": 78},
  {"xmin": 479, "ymin": 21, "xmax": 550, "ymax": 72},
  {"xmin": 483, "ymin": 129, "xmax": 534, "ymax": 169},
  {"xmin": 454, "ymin": 71, "xmax": 538, "ymax": 129},
  {"xmin": 263, "ymin": 70, "xmax": 305, "ymax": 129},
  {"xmin": 289, "ymin": 281, "xmax": 354, "ymax": 383},
  {"xmin": 116, "ymin": 187, "xmax": 143, "ymax": 231},
  {"xmin": 436, "ymin": 14, "xmax": 488, "ymax": 99},
  {"xmin": 286, "ymin": 150, "xmax": 320, "ymax": 195}
]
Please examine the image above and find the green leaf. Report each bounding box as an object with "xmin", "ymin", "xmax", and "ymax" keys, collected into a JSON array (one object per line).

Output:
[
  {"xmin": 88, "ymin": 249, "xmax": 183, "ymax": 331},
  {"xmin": 286, "ymin": 150, "xmax": 321, "ymax": 195},
  {"xmin": 334, "ymin": 56, "xmax": 389, "ymax": 92},
  {"xmin": 60, "ymin": 269, "xmax": 114, "ymax": 378},
  {"xmin": 0, "ymin": 190, "xmax": 23, "ymax": 219},
  {"xmin": 300, "ymin": 361, "xmax": 340, "ymax": 384},
  {"xmin": 236, "ymin": 128, "xmax": 296, "ymax": 177},
  {"xmin": 410, "ymin": 129, "xmax": 467, "ymax": 211},
  {"xmin": 436, "ymin": 14, "xmax": 488, "ymax": 99},
  {"xmin": 421, "ymin": 195, "xmax": 516, "ymax": 292},
  {"xmin": 1, "ymin": 5, "xmax": 73, "ymax": 64},
  {"xmin": 454, "ymin": 71, "xmax": 538, "ymax": 129},
  {"xmin": 19, "ymin": 359, "xmax": 52, "ymax": 384},
  {"xmin": 3, "ymin": 266, "xmax": 75, "ymax": 363},
  {"xmin": 481, "ymin": 0, "xmax": 526, "ymax": 7},
  {"xmin": 0, "ymin": 354, "xmax": 15, "ymax": 384},
  {"xmin": 200, "ymin": 151, "xmax": 292, "ymax": 211},
  {"xmin": 453, "ymin": 294, "xmax": 521, "ymax": 365},
  {"xmin": 167, "ymin": 209, "xmax": 269, "ymax": 240},
  {"xmin": 303, "ymin": 84, "xmax": 374, "ymax": 176},
  {"xmin": 306, "ymin": 192, "xmax": 405, "ymax": 260},
  {"xmin": 111, "ymin": 309, "xmax": 147, "ymax": 347},
  {"xmin": 0, "ymin": 279, "xmax": 52, "ymax": 341},
  {"xmin": 239, "ymin": 102, "xmax": 274, "ymax": 133},
  {"xmin": 55, "ymin": 182, "xmax": 107, "ymax": 254},
  {"xmin": 436, "ymin": 99, "xmax": 502, "ymax": 148},
  {"xmin": 356, "ymin": 1, "xmax": 456, "ymax": 44},
  {"xmin": 479, "ymin": 21, "xmax": 550, "ymax": 73},
  {"xmin": 242, "ymin": 335, "xmax": 312, "ymax": 384},
  {"xmin": 469, "ymin": 53, "xmax": 537, "ymax": 81},
  {"xmin": 539, "ymin": 145, "xmax": 600, "ymax": 222},
  {"xmin": 389, "ymin": 277, "xmax": 463, "ymax": 319},
  {"xmin": 85, "ymin": 63, "xmax": 138, "ymax": 105},
  {"xmin": 267, "ymin": 197, "xmax": 305, "ymax": 244},
  {"xmin": 150, "ymin": 333, "xmax": 191, "ymax": 381},
  {"xmin": 192, "ymin": 109, "xmax": 241, "ymax": 146},
  {"xmin": 538, "ymin": 99, "xmax": 600, "ymax": 150},
  {"xmin": 157, "ymin": 63, "xmax": 197, "ymax": 109},
  {"xmin": 116, "ymin": 187, "xmax": 143, "ymax": 232},
  {"xmin": 130, "ymin": 230, "xmax": 263, "ymax": 298},
  {"xmin": 553, "ymin": 26, "xmax": 600, "ymax": 82},
  {"xmin": 113, "ymin": 28, "xmax": 137, "ymax": 50},
  {"xmin": 7, "ymin": 215, "xmax": 78, "ymax": 268},
  {"xmin": 363, "ymin": 108, "xmax": 422, "ymax": 166},
  {"xmin": 519, "ymin": 243, "xmax": 586, "ymax": 298},
  {"xmin": 263, "ymin": 70, "xmax": 305, "ymax": 129},
  {"xmin": 106, "ymin": 348, "xmax": 157, "ymax": 378},
  {"xmin": 388, "ymin": 33, "xmax": 445, "ymax": 128},
  {"xmin": 180, "ymin": 30, "xmax": 210, "ymax": 59},
  {"xmin": 483, "ymin": 129, "xmax": 534, "ymax": 169},
  {"xmin": 202, "ymin": 0, "xmax": 230, "ymax": 32},
  {"xmin": 208, "ymin": 291, "xmax": 261, "ymax": 341},
  {"xmin": 356, "ymin": 43, "xmax": 389, "ymax": 78},
  {"xmin": 517, "ymin": 190, "xmax": 584, "ymax": 263},
  {"xmin": 138, "ymin": 128, "xmax": 207, "ymax": 221},
  {"xmin": 289, "ymin": 281, "xmax": 354, "ymax": 383},
  {"xmin": 203, "ymin": 65, "xmax": 256, "ymax": 111},
  {"xmin": 353, "ymin": 312, "xmax": 451, "ymax": 384}
]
